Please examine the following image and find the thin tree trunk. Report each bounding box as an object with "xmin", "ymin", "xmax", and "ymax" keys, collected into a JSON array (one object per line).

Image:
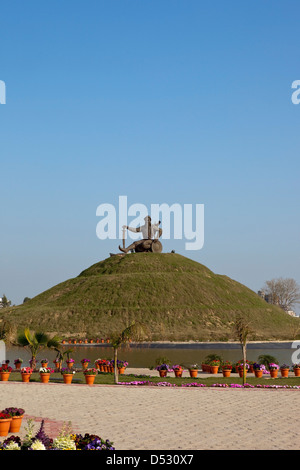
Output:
[
  {"xmin": 242, "ymin": 344, "xmax": 247, "ymax": 385},
  {"xmin": 114, "ymin": 347, "xmax": 119, "ymax": 384}
]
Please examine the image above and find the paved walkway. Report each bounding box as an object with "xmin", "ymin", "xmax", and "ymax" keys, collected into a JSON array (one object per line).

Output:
[{"xmin": 0, "ymin": 370, "xmax": 300, "ymax": 450}]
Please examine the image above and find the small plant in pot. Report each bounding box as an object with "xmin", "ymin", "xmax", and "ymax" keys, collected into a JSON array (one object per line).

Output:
[
  {"xmin": 14, "ymin": 358, "xmax": 23, "ymax": 370},
  {"xmin": 172, "ymin": 365, "xmax": 184, "ymax": 377},
  {"xmin": 39, "ymin": 367, "xmax": 54, "ymax": 383},
  {"xmin": 61, "ymin": 367, "xmax": 76, "ymax": 384},
  {"xmin": 81, "ymin": 358, "xmax": 91, "ymax": 369},
  {"xmin": 253, "ymin": 363, "xmax": 264, "ymax": 378},
  {"xmin": 2, "ymin": 407, "xmax": 25, "ymax": 433},
  {"xmin": 209, "ymin": 360, "xmax": 220, "ymax": 374},
  {"xmin": 188, "ymin": 364, "xmax": 199, "ymax": 378},
  {"xmin": 83, "ymin": 368, "xmax": 98, "ymax": 385},
  {"xmin": 293, "ymin": 363, "xmax": 300, "ymax": 376},
  {"xmin": 155, "ymin": 364, "xmax": 170, "ymax": 377},
  {"xmin": 221, "ymin": 361, "xmax": 232, "ymax": 377},
  {"xmin": 269, "ymin": 363, "xmax": 279, "ymax": 378},
  {"xmin": 280, "ymin": 364, "xmax": 290, "ymax": 378}
]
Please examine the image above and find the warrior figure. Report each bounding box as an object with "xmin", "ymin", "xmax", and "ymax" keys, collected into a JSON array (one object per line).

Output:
[{"xmin": 119, "ymin": 216, "xmax": 163, "ymax": 253}]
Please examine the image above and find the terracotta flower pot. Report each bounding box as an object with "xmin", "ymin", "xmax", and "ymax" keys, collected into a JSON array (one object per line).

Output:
[
  {"xmin": 254, "ymin": 370, "xmax": 263, "ymax": 378},
  {"xmin": 63, "ymin": 374, "xmax": 73, "ymax": 384},
  {"xmin": 174, "ymin": 370, "xmax": 182, "ymax": 377},
  {"xmin": 238, "ymin": 368, "xmax": 247, "ymax": 378},
  {"xmin": 222, "ymin": 369, "xmax": 231, "ymax": 377},
  {"xmin": 294, "ymin": 368, "xmax": 300, "ymax": 377},
  {"xmin": 159, "ymin": 370, "xmax": 167, "ymax": 377},
  {"xmin": 81, "ymin": 362, "xmax": 89, "ymax": 370},
  {"xmin": 15, "ymin": 363, "xmax": 21, "ymax": 370},
  {"xmin": 210, "ymin": 366, "xmax": 219, "ymax": 374},
  {"xmin": 249, "ymin": 365, "xmax": 254, "ymax": 373},
  {"xmin": 21, "ymin": 373, "xmax": 31, "ymax": 383},
  {"xmin": 85, "ymin": 374, "xmax": 96, "ymax": 385},
  {"xmin": 40, "ymin": 373, "xmax": 51, "ymax": 384},
  {"xmin": 0, "ymin": 418, "xmax": 12, "ymax": 437},
  {"xmin": 9, "ymin": 415, "xmax": 24, "ymax": 433},
  {"xmin": 189, "ymin": 369, "xmax": 198, "ymax": 378},
  {"xmin": 0, "ymin": 372, "xmax": 10, "ymax": 382},
  {"xmin": 270, "ymin": 369, "xmax": 278, "ymax": 378},
  {"xmin": 118, "ymin": 367, "xmax": 125, "ymax": 375},
  {"xmin": 66, "ymin": 362, "xmax": 74, "ymax": 369},
  {"xmin": 41, "ymin": 362, "xmax": 48, "ymax": 368},
  {"xmin": 281, "ymin": 368, "xmax": 289, "ymax": 378},
  {"xmin": 54, "ymin": 362, "xmax": 61, "ymax": 370}
]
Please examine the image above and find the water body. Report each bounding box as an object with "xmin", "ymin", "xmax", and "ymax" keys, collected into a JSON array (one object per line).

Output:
[{"xmin": 5, "ymin": 342, "xmax": 300, "ymax": 368}]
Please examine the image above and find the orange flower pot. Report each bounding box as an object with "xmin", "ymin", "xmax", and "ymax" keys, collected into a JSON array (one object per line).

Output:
[
  {"xmin": 118, "ymin": 367, "xmax": 125, "ymax": 375},
  {"xmin": 41, "ymin": 362, "xmax": 48, "ymax": 368},
  {"xmin": 63, "ymin": 374, "xmax": 73, "ymax": 384},
  {"xmin": 294, "ymin": 368, "xmax": 300, "ymax": 377},
  {"xmin": 210, "ymin": 366, "xmax": 219, "ymax": 374},
  {"xmin": 270, "ymin": 369, "xmax": 278, "ymax": 378},
  {"xmin": 222, "ymin": 369, "xmax": 231, "ymax": 377},
  {"xmin": 40, "ymin": 373, "xmax": 51, "ymax": 384},
  {"xmin": 254, "ymin": 370, "xmax": 263, "ymax": 378},
  {"xmin": 66, "ymin": 362, "xmax": 74, "ymax": 369},
  {"xmin": 174, "ymin": 370, "xmax": 183, "ymax": 377},
  {"xmin": 189, "ymin": 369, "xmax": 198, "ymax": 378},
  {"xmin": 21, "ymin": 373, "xmax": 31, "ymax": 383},
  {"xmin": 15, "ymin": 363, "xmax": 21, "ymax": 370},
  {"xmin": 9, "ymin": 415, "xmax": 24, "ymax": 433},
  {"xmin": 0, "ymin": 372, "xmax": 10, "ymax": 382},
  {"xmin": 81, "ymin": 362, "xmax": 89, "ymax": 370},
  {"xmin": 238, "ymin": 368, "xmax": 247, "ymax": 378},
  {"xmin": 159, "ymin": 370, "xmax": 167, "ymax": 377},
  {"xmin": 280, "ymin": 369, "xmax": 289, "ymax": 378},
  {"xmin": 0, "ymin": 418, "xmax": 12, "ymax": 437},
  {"xmin": 85, "ymin": 374, "xmax": 96, "ymax": 385}
]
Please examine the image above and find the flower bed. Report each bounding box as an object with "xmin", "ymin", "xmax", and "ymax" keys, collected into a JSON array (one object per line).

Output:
[
  {"xmin": 117, "ymin": 381, "xmax": 300, "ymax": 390},
  {"xmin": 0, "ymin": 419, "xmax": 115, "ymax": 450}
]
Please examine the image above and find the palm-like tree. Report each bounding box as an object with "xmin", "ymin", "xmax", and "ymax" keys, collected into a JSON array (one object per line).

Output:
[
  {"xmin": 110, "ymin": 322, "xmax": 149, "ymax": 384},
  {"xmin": 17, "ymin": 328, "xmax": 61, "ymax": 370}
]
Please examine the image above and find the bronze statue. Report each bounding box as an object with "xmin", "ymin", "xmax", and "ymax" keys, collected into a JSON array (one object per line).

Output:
[{"xmin": 119, "ymin": 216, "xmax": 163, "ymax": 253}]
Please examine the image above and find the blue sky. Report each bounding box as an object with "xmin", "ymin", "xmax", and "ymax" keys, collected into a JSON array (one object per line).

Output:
[{"xmin": 0, "ymin": 1, "xmax": 300, "ymax": 313}]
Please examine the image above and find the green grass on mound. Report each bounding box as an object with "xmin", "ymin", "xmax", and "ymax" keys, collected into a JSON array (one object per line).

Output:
[{"xmin": 2, "ymin": 253, "xmax": 299, "ymax": 341}]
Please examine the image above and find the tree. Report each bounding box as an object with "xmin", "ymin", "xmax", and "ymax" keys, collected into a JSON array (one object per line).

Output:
[
  {"xmin": 17, "ymin": 328, "xmax": 62, "ymax": 370},
  {"xmin": 234, "ymin": 314, "xmax": 252, "ymax": 385},
  {"xmin": 1, "ymin": 294, "xmax": 11, "ymax": 308},
  {"xmin": 263, "ymin": 278, "xmax": 300, "ymax": 312},
  {"xmin": 0, "ymin": 321, "xmax": 16, "ymax": 344},
  {"xmin": 110, "ymin": 322, "xmax": 150, "ymax": 384}
]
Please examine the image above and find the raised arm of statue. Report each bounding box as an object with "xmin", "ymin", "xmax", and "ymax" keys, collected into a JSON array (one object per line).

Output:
[{"xmin": 123, "ymin": 225, "xmax": 141, "ymax": 233}]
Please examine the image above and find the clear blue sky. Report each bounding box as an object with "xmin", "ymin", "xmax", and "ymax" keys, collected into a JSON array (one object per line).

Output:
[{"xmin": 1, "ymin": 1, "xmax": 300, "ymax": 313}]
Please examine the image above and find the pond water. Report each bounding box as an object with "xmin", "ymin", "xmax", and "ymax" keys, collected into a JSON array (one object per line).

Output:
[{"xmin": 4, "ymin": 342, "xmax": 300, "ymax": 369}]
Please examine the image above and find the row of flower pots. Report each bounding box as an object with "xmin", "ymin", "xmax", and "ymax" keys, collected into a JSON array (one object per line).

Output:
[
  {"xmin": 62, "ymin": 338, "xmax": 111, "ymax": 344},
  {"xmin": 155, "ymin": 361, "xmax": 300, "ymax": 378}
]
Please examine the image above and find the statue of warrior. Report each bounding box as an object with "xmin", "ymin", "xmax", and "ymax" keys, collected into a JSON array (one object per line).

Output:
[{"xmin": 119, "ymin": 216, "xmax": 163, "ymax": 253}]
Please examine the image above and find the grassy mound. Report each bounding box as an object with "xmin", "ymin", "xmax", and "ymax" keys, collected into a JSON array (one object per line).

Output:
[{"xmin": 1, "ymin": 253, "xmax": 299, "ymax": 341}]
